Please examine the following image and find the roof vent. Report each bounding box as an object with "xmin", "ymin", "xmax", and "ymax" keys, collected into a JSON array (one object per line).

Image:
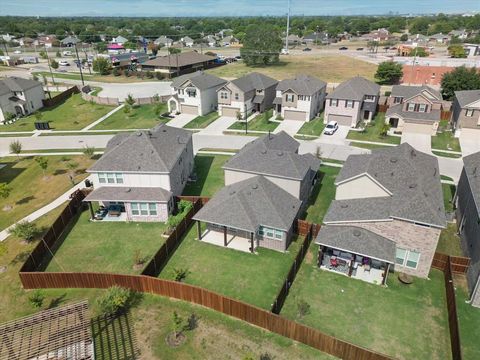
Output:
[
  {"xmin": 252, "ymin": 184, "xmax": 258, "ymax": 190},
  {"xmin": 411, "ymin": 149, "xmax": 416, "ymax": 157},
  {"xmin": 409, "ymin": 183, "xmax": 417, "ymax": 189},
  {"xmin": 390, "ymin": 157, "xmax": 398, "ymax": 163},
  {"xmin": 147, "ymin": 130, "xmax": 152, "ymax": 137},
  {"xmin": 277, "ymin": 151, "xmax": 283, "ymax": 156},
  {"xmin": 162, "ymin": 128, "xmax": 167, "ymax": 132},
  {"xmin": 340, "ymin": 204, "xmax": 349, "ymax": 209},
  {"xmin": 353, "ymin": 229, "xmax": 361, "ymax": 237},
  {"xmin": 125, "ymin": 188, "xmax": 132, "ymax": 193}
]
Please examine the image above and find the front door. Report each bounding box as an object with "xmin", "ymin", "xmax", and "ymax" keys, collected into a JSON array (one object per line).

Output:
[
  {"xmin": 363, "ymin": 110, "xmax": 370, "ymax": 120},
  {"xmin": 389, "ymin": 117, "xmax": 399, "ymax": 128}
]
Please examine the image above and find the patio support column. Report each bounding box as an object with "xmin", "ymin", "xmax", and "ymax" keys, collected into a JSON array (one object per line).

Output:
[
  {"xmin": 383, "ymin": 263, "xmax": 391, "ymax": 286},
  {"xmin": 250, "ymin": 232, "xmax": 254, "ymax": 253},
  {"xmin": 197, "ymin": 221, "xmax": 202, "ymax": 240},
  {"xmin": 88, "ymin": 201, "xmax": 94, "ymax": 220},
  {"xmin": 223, "ymin": 226, "xmax": 227, "ymax": 247}
]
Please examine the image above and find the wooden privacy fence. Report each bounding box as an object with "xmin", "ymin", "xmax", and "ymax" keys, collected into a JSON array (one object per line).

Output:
[
  {"xmin": 18, "ymin": 272, "xmax": 394, "ymax": 360},
  {"xmin": 81, "ymin": 92, "xmax": 120, "ymax": 106},
  {"xmin": 42, "ymin": 86, "xmax": 79, "ymax": 108},
  {"xmin": 441, "ymin": 110, "xmax": 453, "ymax": 121},
  {"xmin": 432, "ymin": 252, "xmax": 470, "ymax": 274}
]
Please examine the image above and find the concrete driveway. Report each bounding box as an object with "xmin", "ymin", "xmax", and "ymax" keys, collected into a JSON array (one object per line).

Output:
[
  {"xmin": 460, "ymin": 129, "xmax": 480, "ymax": 156},
  {"xmin": 201, "ymin": 116, "xmax": 237, "ymax": 135},
  {"xmin": 319, "ymin": 125, "xmax": 350, "ymax": 145},
  {"xmin": 401, "ymin": 132, "xmax": 432, "ymax": 154},
  {"xmin": 168, "ymin": 113, "xmax": 196, "ymax": 128},
  {"xmin": 274, "ymin": 120, "xmax": 304, "ymax": 135}
]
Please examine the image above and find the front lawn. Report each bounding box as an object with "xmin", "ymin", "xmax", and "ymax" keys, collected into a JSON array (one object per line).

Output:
[
  {"xmin": 432, "ymin": 130, "xmax": 461, "ymax": 152},
  {"xmin": 437, "ymin": 223, "xmax": 463, "ymax": 257},
  {"xmin": 184, "ymin": 111, "xmax": 220, "ymax": 129},
  {"xmin": 1, "ymin": 93, "xmax": 115, "ymax": 131},
  {"xmin": 281, "ymin": 244, "xmax": 451, "ymax": 360},
  {"xmin": 455, "ymin": 279, "xmax": 480, "ymax": 360},
  {"xmin": 296, "ymin": 116, "xmax": 325, "ymax": 137},
  {"xmin": 346, "ymin": 113, "xmax": 401, "ymax": 144},
  {"xmin": 0, "ymin": 155, "xmax": 94, "ymax": 231},
  {"xmin": 44, "ymin": 209, "xmax": 167, "ymax": 274},
  {"xmin": 182, "ymin": 154, "xmax": 230, "ymax": 197},
  {"xmin": 350, "ymin": 142, "xmax": 390, "ymax": 150},
  {"xmin": 158, "ymin": 224, "xmax": 302, "ymax": 309},
  {"xmin": 302, "ymin": 166, "xmax": 340, "ymax": 224},
  {"xmin": 228, "ymin": 109, "xmax": 278, "ymax": 132},
  {"xmin": 93, "ymin": 103, "xmax": 169, "ymax": 130}
]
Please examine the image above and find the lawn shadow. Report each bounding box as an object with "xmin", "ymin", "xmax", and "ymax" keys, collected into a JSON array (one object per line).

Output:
[
  {"xmin": 0, "ymin": 161, "xmax": 27, "ymax": 184},
  {"xmin": 47, "ymin": 293, "xmax": 67, "ymax": 309},
  {"xmin": 10, "ymin": 250, "xmax": 31, "ymax": 265},
  {"xmin": 182, "ymin": 155, "xmax": 214, "ymax": 196},
  {"xmin": 16, "ymin": 195, "xmax": 35, "ymax": 205},
  {"xmin": 53, "ymin": 169, "xmax": 67, "ymax": 175}
]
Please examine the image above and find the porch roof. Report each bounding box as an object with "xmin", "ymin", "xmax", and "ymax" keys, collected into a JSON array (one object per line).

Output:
[
  {"xmin": 252, "ymin": 95, "xmax": 265, "ymax": 104},
  {"xmin": 273, "ymin": 97, "xmax": 282, "ymax": 105},
  {"xmin": 84, "ymin": 186, "xmax": 172, "ymax": 203},
  {"xmin": 315, "ymin": 225, "xmax": 396, "ymax": 264}
]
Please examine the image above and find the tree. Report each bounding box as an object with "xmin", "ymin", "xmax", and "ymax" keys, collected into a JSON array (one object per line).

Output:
[
  {"xmin": 65, "ymin": 161, "xmax": 79, "ymax": 185},
  {"xmin": 240, "ymin": 24, "xmax": 282, "ymax": 66},
  {"xmin": 168, "ymin": 47, "xmax": 181, "ymax": 54},
  {"xmin": 375, "ymin": 61, "xmax": 403, "ymax": 85},
  {"xmin": 0, "ymin": 183, "xmax": 11, "ymax": 200},
  {"xmin": 97, "ymin": 286, "xmax": 132, "ymax": 315},
  {"xmin": 400, "ymin": 33, "xmax": 408, "ymax": 42},
  {"xmin": 125, "ymin": 93, "xmax": 136, "ymax": 107},
  {"xmin": 35, "ymin": 156, "xmax": 48, "ymax": 177},
  {"xmin": 50, "ymin": 59, "xmax": 59, "ymax": 69},
  {"xmin": 9, "ymin": 140, "xmax": 22, "ymax": 160},
  {"xmin": 92, "ymin": 57, "xmax": 111, "ymax": 75},
  {"xmin": 8, "ymin": 221, "xmax": 39, "ymax": 242},
  {"xmin": 28, "ymin": 290, "xmax": 45, "ymax": 308},
  {"xmin": 154, "ymin": 103, "xmax": 164, "ymax": 118},
  {"xmin": 441, "ymin": 66, "xmax": 480, "ymax": 100},
  {"xmin": 413, "ymin": 47, "xmax": 428, "ymax": 57},
  {"xmin": 55, "ymin": 50, "xmax": 61, "ymax": 57},
  {"xmin": 448, "ymin": 44, "xmax": 467, "ymax": 58},
  {"xmin": 171, "ymin": 311, "xmax": 185, "ymax": 339}
]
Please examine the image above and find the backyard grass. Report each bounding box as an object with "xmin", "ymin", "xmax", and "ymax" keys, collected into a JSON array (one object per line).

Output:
[
  {"xmin": 0, "ymin": 93, "xmax": 115, "ymax": 131},
  {"xmin": 0, "ymin": 155, "xmax": 94, "ymax": 231},
  {"xmin": 346, "ymin": 113, "xmax": 401, "ymax": 145},
  {"xmin": 184, "ymin": 111, "xmax": 220, "ymax": 129},
  {"xmin": 44, "ymin": 209, "xmax": 167, "ymax": 274},
  {"xmin": 443, "ymin": 183, "xmax": 456, "ymax": 213},
  {"xmin": 437, "ymin": 223, "xmax": 463, "ymax": 257},
  {"xmin": 182, "ymin": 154, "xmax": 230, "ymax": 197},
  {"xmin": 207, "ymin": 55, "xmax": 376, "ymax": 82},
  {"xmin": 296, "ymin": 116, "xmax": 325, "ymax": 137},
  {"xmin": 281, "ymin": 244, "xmax": 451, "ymax": 360},
  {"xmin": 229, "ymin": 109, "xmax": 278, "ymax": 132},
  {"xmin": 455, "ymin": 278, "xmax": 480, "ymax": 360},
  {"xmin": 93, "ymin": 103, "xmax": 169, "ymax": 130},
  {"xmin": 302, "ymin": 166, "xmax": 340, "ymax": 224},
  {"xmin": 158, "ymin": 224, "xmax": 302, "ymax": 309},
  {"xmin": 432, "ymin": 130, "xmax": 461, "ymax": 152}
]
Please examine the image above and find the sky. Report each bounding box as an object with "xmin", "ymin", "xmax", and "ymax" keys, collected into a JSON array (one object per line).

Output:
[{"xmin": 1, "ymin": 0, "xmax": 480, "ymax": 17}]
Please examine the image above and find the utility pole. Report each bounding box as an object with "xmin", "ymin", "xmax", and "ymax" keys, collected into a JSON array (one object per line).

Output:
[
  {"xmin": 409, "ymin": 45, "xmax": 419, "ymax": 86},
  {"xmin": 44, "ymin": 44, "xmax": 56, "ymax": 86},
  {"xmin": 3, "ymin": 42, "xmax": 9, "ymax": 56},
  {"xmin": 74, "ymin": 43, "xmax": 85, "ymax": 87},
  {"xmin": 82, "ymin": 47, "xmax": 92, "ymax": 75},
  {"xmin": 285, "ymin": 0, "xmax": 291, "ymax": 53}
]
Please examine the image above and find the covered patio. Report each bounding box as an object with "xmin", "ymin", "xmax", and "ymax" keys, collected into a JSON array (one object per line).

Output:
[
  {"xmin": 315, "ymin": 225, "xmax": 396, "ymax": 286},
  {"xmin": 197, "ymin": 224, "xmax": 255, "ymax": 253}
]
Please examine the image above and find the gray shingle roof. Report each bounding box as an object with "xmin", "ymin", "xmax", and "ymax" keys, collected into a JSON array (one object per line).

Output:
[
  {"xmin": 84, "ymin": 186, "xmax": 172, "ymax": 203},
  {"xmin": 391, "ymin": 85, "xmax": 442, "ymax": 101},
  {"xmin": 171, "ymin": 72, "xmax": 227, "ymax": 91},
  {"xmin": 60, "ymin": 36, "xmax": 79, "ymax": 44},
  {"xmin": 324, "ymin": 197, "xmax": 392, "ymax": 223},
  {"xmin": 230, "ymin": 72, "xmax": 278, "ymax": 92},
  {"xmin": 0, "ymin": 77, "xmax": 42, "ymax": 93},
  {"xmin": 223, "ymin": 132, "xmax": 320, "ymax": 180},
  {"xmin": 277, "ymin": 74, "xmax": 326, "ymax": 96},
  {"xmin": 315, "ymin": 225, "xmax": 396, "ymax": 263},
  {"xmin": 193, "ymin": 176, "xmax": 301, "ymax": 232},
  {"xmin": 88, "ymin": 124, "xmax": 191, "ymax": 173},
  {"xmin": 329, "ymin": 143, "xmax": 446, "ymax": 228},
  {"xmin": 454, "ymin": 90, "xmax": 480, "ymax": 108},
  {"xmin": 386, "ymin": 103, "xmax": 441, "ymax": 123},
  {"xmin": 327, "ymin": 76, "xmax": 380, "ymax": 101},
  {"xmin": 142, "ymin": 51, "xmax": 215, "ymax": 68},
  {"xmin": 462, "ymin": 152, "xmax": 480, "ymax": 215}
]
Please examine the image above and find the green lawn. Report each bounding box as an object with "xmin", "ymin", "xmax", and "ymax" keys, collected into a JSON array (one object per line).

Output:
[
  {"xmin": 281, "ymin": 245, "xmax": 451, "ymax": 360},
  {"xmin": 432, "ymin": 131, "xmax": 461, "ymax": 152},
  {"xmin": 44, "ymin": 209, "xmax": 167, "ymax": 274},
  {"xmin": 443, "ymin": 183, "xmax": 456, "ymax": 213},
  {"xmin": 296, "ymin": 116, "xmax": 325, "ymax": 137},
  {"xmin": 0, "ymin": 155, "xmax": 94, "ymax": 231},
  {"xmin": 158, "ymin": 224, "xmax": 302, "ymax": 309},
  {"xmin": 184, "ymin": 112, "xmax": 220, "ymax": 129},
  {"xmin": 350, "ymin": 142, "xmax": 390, "ymax": 150},
  {"xmin": 346, "ymin": 113, "xmax": 401, "ymax": 144},
  {"xmin": 437, "ymin": 223, "xmax": 463, "ymax": 257},
  {"xmin": 1, "ymin": 93, "xmax": 115, "ymax": 131},
  {"xmin": 456, "ymin": 282, "xmax": 480, "ymax": 360},
  {"xmin": 182, "ymin": 154, "xmax": 230, "ymax": 197},
  {"xmin": 229, "ymin": 109, "xmax": 278, "ymax": 132},
  {"xmin": 432, "ymin": 150, "xmax": 462, "ymax": 159},
  {"xmin": 93, "ymin": 103, "xmax": 169, "ymax": 130},
  {"xmin": 302, "ymin": 166, "xmax": 340, "ymax": 224}
]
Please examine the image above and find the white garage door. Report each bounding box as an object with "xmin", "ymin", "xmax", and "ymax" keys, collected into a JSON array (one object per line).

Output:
[
  {"xmin": 403, "ymin": 122, "xmax": 433, "ymax": 135},
  {"xmin": 181, "ymin": 104, "xmax": 198, "ymax": 115},
  {"xmin": 284, "ymin": 110, "xmax": 307, "ymax": 121},
  {"xmin": 222, "ymin": 106, "xmax": 240, "ymax": 118},
  {"xmin": 328, "ymin": 114, "xmax": 352, "ymax": 126}
]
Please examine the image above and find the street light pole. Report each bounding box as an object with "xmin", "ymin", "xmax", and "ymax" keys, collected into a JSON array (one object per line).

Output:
[
  {"xmin": 74, "ymin": 43, "xmax": 85, "ymax": 87},
  {"xmin": 44, "ymin": 45, "xmax": 56, "ymax": 86}
]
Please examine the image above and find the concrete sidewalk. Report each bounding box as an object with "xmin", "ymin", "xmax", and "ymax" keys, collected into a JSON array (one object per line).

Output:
[{"xmin": 81, "ymin": 104, "xmax": 125, "ymax": 131}]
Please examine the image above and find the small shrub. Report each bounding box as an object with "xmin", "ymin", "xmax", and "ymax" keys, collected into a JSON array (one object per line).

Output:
[
  {"xmin": 155, "ymin": 72, "xmax": 163, "ymax": 80},
  {"xmin": 123, "ymin": 104, "xmax": 131, "ymax": 114},
  {"xmin": 171, "ymin": 311, "xmax": 185, "ymax": 339},
  {"xmin": 112, "ymin": 67, "xmax": 120, "ymax": 76},
  {"xmin": 186, "ymin": 313, "xmax": 199, "ymax": 331},
  {"xmin": 8, "ymin": 221, "xmax": 39, "ymax": 242},
  {"xmin": 146, "ymin": 71, "xmax": 154, "ymax": 79},
  {"xmin": 177, "ymin": 199, "xmax": 193, "ymax": 214},
  {"xmin": 83, "ymin": 146, "xmax": 96, "ymax": 159},
  {"xmin": 124, "ymin": 70, "xmax": 131, "ymax": 78},
  {"xmin": 97, "ymin": 286, "xmax": 132, "ymax": 315},
  {"xmin": 297, "ymin": 299, "xmax": 311, "ymax": 318},
  {"xmin": 260, "ymin": 353, "xmax": 275, "ymax": 360},
  {"xmin": 28, "ymin": 290, "xmax": 45, "ymax": 308},
  {"xmin": 172, "ymin": 267, "xmax": 190, "ymax": 282}
]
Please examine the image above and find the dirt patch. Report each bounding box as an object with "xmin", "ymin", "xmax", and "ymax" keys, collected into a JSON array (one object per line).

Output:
[
  {"xmin": 165, "ymin": 332, "xmax": 187, "ymax": 347},
  {"xmin": 304, "ymin": 249, "xmax": 313, "ymax": 265}
]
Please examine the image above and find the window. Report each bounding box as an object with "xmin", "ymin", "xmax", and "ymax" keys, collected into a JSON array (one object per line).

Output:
[
  {"xmin": 396, "ymin": 248, "xmax": 421, "ymax": 269},
  {"xmin": 345, "ymin": 100, "xmax": 354, "ymax": 108},
  {"xmin": 220, "ymin": 92, "xmax": 228, "ymax": 100},
  {"xmin": 286, "ymin": 94, "xmax": 295, "ymax": 102},
  {"xmin": 406, "ymin": 250, "xmax": 420, "ymax": 269},
  {"xmin": 395, "ymin": 248, "xmax": 407, "ymax": 265},
  {"xmin": 418, "ymin": 104, "xmax": 427, "ymax": 112},
  {"xmin": 106, "ymin": 173, "xmax": 115, "ymax": 184},
  {"xmin": 365, "ymin": 95, "xmax": 375, "ymax": 101},
  {"xmin": 30, "ymin": 101, "xmax": 34, "ymax": 109},
  {"xmin": 298, "ymin": 95, "xmax": 304, "ymax": 101},
  {"xmin": 148, "ymin": 203, "xmax": 157, "ymax": 216},
  {"xmin": 235, "ymin": 93, "xmax": 239, "ymax": 100},
  {"xmin": 98, "ymin": 173, "xmax": 106, "ymax": 184},
  {"xmin": 407, "ymin": 103, "xmax": 415, "ymax": 112},
  {"xmin": 258, "ymin": 226, "xmax": 283, "ymax": 241},
  {"xmin": 98, "ymin": 172, "xmax": 123, "ymax": 184},
  {"xmin": 274, "ymin": 230, "xmax": 283, "ymax": 240},
  {"xmin": 139, "ymin": 203, "xmax": 148, "ymax": 215},
  {"xmin": 330, "ymin": 99, "xmax": 338, "ymax": 107},
  {"xmin": 466, "ymin": 109, "xmax": 474, "ymax": 117},
  {"xmin": 393, "ymin": 96, "xmax": 403, "ymax": 104},
  {"xmin": 115, "ymin": 173, "xmax": 123, "ymax": 184},
  {"xmin": 187, "ymin": 89, "xmax": 196, "ymax": 97},
  {"xmin": 131, "ymin": 203, "xmax": 139, "ymax": 215}
]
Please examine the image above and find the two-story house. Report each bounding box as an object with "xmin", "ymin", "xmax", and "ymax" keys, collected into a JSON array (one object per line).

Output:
[
  {"xmin": 273, "ymin": 74, "xmax": 327, "ymax": 121},
  {"xmin": 455, "ymin": 151, "xmax": 480, "ymax": 307},
  {"xmin": 324, "ymin": 76, "xmax": 380, "ymax": 127},
  {"xmin": 0, "ymin": 77, "xmax": 45, "ymax": 122},
  {"xmin": 315, "ymin": 143, "xmax": 446, "ymax": 284},
  {"xmin": 386, "ymin": 85, "xmax": 444, "ymax": 135},
  {"xmin": 217, "ymin": 72, "xmax": 278, "ymax": 119},
  {"xmin": 167, "ymin": 71, "xmax": 227, "ymax": 116},
  {"xmin": 84, "ymin": 124, "xmax": 194, "ymax": 223},
  {"xmin": 452, "ymin": 90, "xmax": 480, "ymax": 136}
]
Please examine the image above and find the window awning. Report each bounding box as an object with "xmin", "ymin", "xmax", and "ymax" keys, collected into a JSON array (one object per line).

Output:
[{"xmin": 84, "ymin": 186, "xmax": 172, "ymax": 203}]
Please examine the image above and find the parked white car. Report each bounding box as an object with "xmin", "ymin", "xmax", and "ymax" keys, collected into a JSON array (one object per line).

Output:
[
  {"xmin": 323, "ymin": 121, "xmax": 339, "ymax": 135},
  {"xmin": 58, "ymin": 60, "xmax": 69, "ymax": 66},
  {"xmin": 13, "ymin": 50, "xmax": 22, "ymax": 54},
  {"xmin": 62, "ymin": 51, "xmax": 72, "ymax": 56}
]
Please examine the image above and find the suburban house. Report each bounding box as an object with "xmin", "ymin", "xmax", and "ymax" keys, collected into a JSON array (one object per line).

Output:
[
  {"xmin": 316, "ymin": 143, "xmax": 446, "ymax": 284},
  {"xmin": 361, "ymin": 28, "xmax": 390, "ymax": 42},
  {"xmin": 111, "ymin": 35, "xmax": 128, "ymax": 45},
  {"xmin": 449, "ymin": 29, "xmax": 469, "ymax": 40},
  {"xmin": 222, "ymin": 132, "xmax": 321, "ymax": 204},
  {"xmin": 455, "ymin": 152, "xmax": 480, "ymax": 307},
  {"xmin": 0, "ymin": 77, "xmax": 45, "ymax": 122},
  {"xmin": 181, "ymin": 36, "xmax": 194, "ymax": 47},
  {"xmin": 324, "ymin": 76, "xmax": 380, "ymax": 127},
  {"xmin": 406, "ymin": 34, "xmax": 429, "ymax": 46},
  {"xmin": 302, "ymin": 32, "xmax": 330, "ymax": 45},
  {"xmin": 167, "ymin": 71, "xmax": 227, "ymax": 116},
  {"xmin": 154, "ymin": 36, "xmax": 173, "ymax": 47},
  {"xmin": 193, "ymin": 176, "xmax": 301, "ymax": 253},
  {"xmin": 140, "ymin": 51, "xmax": 217, "ymax": 77},
  {"xmin": 401, "ymin": 65, "xmax": 452, "ymax": 87},
  {"xmin": 217, "ymin": 72, "xmax": 278, "ymax": 118},
  {"xmin": 84, "ymin": 124, "xmax": 194, "ymax": 222},
  {"xmin": 60, "ymin": 36, "xmax": 79, "ymax": 47},
  {"xmin": 452, "ymin": 90, "xmax": 480, "ymax": 135},
  {"xmin": 221, "ymin": 36, "xmax": 239, "ymax": 47},
  {"xmin": 204, "ymin": 35, "xmax": 217, "ymax": 47},
  {"xmin": 273, "ymin": 74, "xmax": 327, "ymax": 122},
  {"xmin": 385, "ymin": 85, "xmax": 444, "ymax": 135},
  {"xmin": 287, "ymin": 34, "xmax": 302, "ymax": 45},
  {"xmin": 37, "ymin": 35, "xmax": 57, "ymax": 48},
  {"xmin": 463, "ymin": 43, "xmax": 480, "ymax": 58},
  {"xmin": 429, "ymin": 33, "xmax": 450, "ymax": 44},
  {"xmin": 110, "ymin": 52, "xmax": 149, "ymax": 69}
]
